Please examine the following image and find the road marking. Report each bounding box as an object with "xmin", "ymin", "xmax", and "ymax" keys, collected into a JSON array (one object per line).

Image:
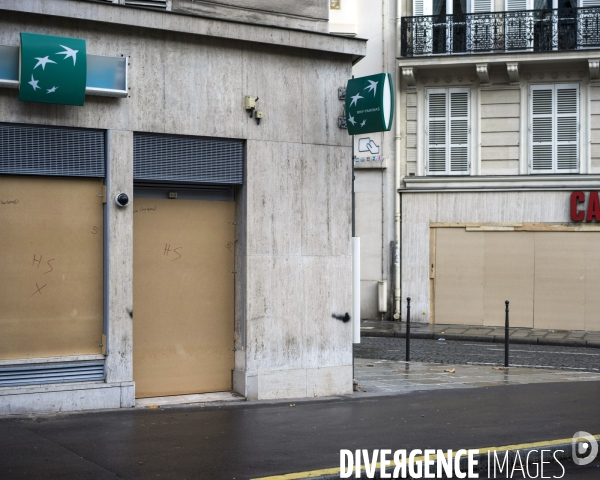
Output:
[
  {"xmin": 462, "ymin": 343, "xmax": 600, "ymax": 356},
  {"xmin": 250, "ymin": 435, "xmax": 600, "ymax": 480},
  {"xmin": 466, "ymin": 361, "xmax": 599, "ymax": 371}
]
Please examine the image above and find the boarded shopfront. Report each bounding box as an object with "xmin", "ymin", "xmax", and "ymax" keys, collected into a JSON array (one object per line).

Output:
[
  {"xmin": 0, "ymin": 124, "xmax": 106, "ymax": 385},
  {"xmin": 401, "ymin": 189, "xmax": 600, "ymax": 333},
  {"xmin": 431, "ymin": 226, "xmax": 600, "ymax": 331}
]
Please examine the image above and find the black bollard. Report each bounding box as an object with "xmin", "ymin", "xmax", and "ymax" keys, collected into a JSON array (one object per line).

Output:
[
  {"xmin": 505, "ymin": 300, "xmax": 510, "ymax": 368},
  {"xmin": 406, "ymin": 297, "xmax": 411, "ymax": 362}
]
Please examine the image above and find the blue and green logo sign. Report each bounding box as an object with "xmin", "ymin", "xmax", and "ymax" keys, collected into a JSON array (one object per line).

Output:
[
  {"xmin": 19, "ymin": 33, "xmax": 87, "ymax": 106},
  {"xmin": 345, "ymin": 73, "xmax": 394, "ymax": 135}
]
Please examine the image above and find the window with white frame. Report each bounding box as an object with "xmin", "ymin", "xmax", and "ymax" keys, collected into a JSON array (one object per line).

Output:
[
  {"xmin": 426, "ymin": 88, "xmax": 471, "ymax": 175},
  {"xmin": 530, "ymin": 84, "xmax": 579, "ymax": 174}
]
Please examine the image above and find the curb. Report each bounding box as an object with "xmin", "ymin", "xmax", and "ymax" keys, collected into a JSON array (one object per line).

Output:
[{"xmin": 362, "ymin": 331, "xmax": 600, "ymax": 348}]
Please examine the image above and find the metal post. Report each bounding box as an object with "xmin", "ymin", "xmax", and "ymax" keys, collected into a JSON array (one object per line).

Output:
[
  {"xmin": 505, "ymin": 300, "xmax": 510, "ymax": 368},
  {"xmin": 406, "ymin": 297, "xmax": 411, "ymax": 362}
]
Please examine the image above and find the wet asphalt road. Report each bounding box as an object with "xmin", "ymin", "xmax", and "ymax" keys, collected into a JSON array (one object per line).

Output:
[
  {"xmin": 355, "ymin": 337, "xmax": 600, "ymax": 372},
  {"xmin": 1, "ymin": 381, "xmax": 599, "ymax": 479}
]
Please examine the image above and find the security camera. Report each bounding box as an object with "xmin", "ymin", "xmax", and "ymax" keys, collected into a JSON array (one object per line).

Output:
[{"xmin": 115, "ymin": 193, "xmax": 129, "ymax": 207}]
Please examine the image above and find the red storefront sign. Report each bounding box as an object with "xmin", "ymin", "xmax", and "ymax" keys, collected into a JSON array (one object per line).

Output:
[{"xmin": 571, "ymin": 191, "xmax": 600, "ymax": 222}]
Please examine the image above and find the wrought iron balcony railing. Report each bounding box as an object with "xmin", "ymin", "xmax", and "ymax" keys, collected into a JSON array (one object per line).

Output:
[{"xmin": 400, "ymin": 7, "xmax": 600, "ymax": 57}]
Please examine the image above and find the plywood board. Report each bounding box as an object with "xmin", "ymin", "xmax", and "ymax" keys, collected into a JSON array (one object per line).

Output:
[
  {"xmin": 435, "ymin": 228, "xmax": 484, "ymax": 325},
  {"xmin": 585, "ymin": 233, "xmax": 600, "ymax": 332},
  {"xmin": 133, "ymin": 197, "xmax": 235, "ymax": 398},
  {"xmin": 483, "ymin": 232, "xmax": 534, "ymax": 328},
  {"xmin": 533, "ymin": 232, "xmax": 586, "ymax": 331},
  {"xmin": 0, "ymin": 176, "xmax": 104, "ymax": 360}
]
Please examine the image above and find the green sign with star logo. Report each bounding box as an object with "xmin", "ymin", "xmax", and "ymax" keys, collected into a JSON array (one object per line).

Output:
[
  {"xmin": 345, "ymin": 73, "xmax": 394, "ymax": 135},
  {"xmin": 19, "ymin": 33, "xmax": 87, "ymax": 106}
]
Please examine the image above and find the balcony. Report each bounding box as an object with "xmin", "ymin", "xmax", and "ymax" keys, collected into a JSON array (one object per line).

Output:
[{"xmin": 400, "ymin": 7, "xmax": 600, "ymax": 57}]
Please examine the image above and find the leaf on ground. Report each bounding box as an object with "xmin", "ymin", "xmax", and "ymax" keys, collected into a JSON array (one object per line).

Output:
[
  {"xmin": 444, "ymin": 368, "xmax": 455, "ymax": 373},
  {"xmin": 146, "ymin": 405, "xmax": 160, "ymax": 409},
  {"xmin": 493, "ymin": 367, "xmax": 508, "ymax": 371}
]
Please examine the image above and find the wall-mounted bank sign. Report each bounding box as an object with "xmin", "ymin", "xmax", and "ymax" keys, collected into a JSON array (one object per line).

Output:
[
  {"xmin": 0, "ymin": 33, "xmax": 128, "ymax": 104},
  {"xmin": 19, "ymin": 33, "xmax": 87, "ymax": 106},
  {"xmin": 571, "ymin": 191, "xmax": 600, "ymax": 222},
  {"xmin": 345, "ymin": 73, "xmax": 394, "ymax": 135}
]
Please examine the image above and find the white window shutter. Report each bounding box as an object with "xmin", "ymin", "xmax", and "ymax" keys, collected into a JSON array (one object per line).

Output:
[
  {"xmin": 449, "ymin": 89, "xmax": 470, "ymax": 174},
  {"xmin": 470, "ymin": 0, "xmax": 494, "ymax": 13},
  {"xmin": 414, "ymin": 0, "xmax": 432, "ymax": 15},
  {"xmin": 530, "ymin": 85, "xmax": 554, "ymax": 173},
  {"xmin": 427, "ymin": 90, "xmax": 448, "ymax": 174},
  {"xmin": 505, "ymin": 0, "xmax": 532, "ymax": 10},
  {"xmin": 579, "ymin": 1, "xmax": 600, "ymax": 7},
  {"xmin": 555, "ymin": 84, "xmax": 579, "ymax": 172}
]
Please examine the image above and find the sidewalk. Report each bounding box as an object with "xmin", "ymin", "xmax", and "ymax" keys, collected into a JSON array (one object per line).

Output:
[{"xmin": 361, "ymin": 319, "xmax": 600, "ymax": 348}]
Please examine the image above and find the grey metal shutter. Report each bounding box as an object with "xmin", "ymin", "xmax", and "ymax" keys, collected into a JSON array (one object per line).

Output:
[
  {"xmin": 0, "ymin": 362, "xmax": 105, "ymax": 387},
  {"xmin": 133, "ymin": 133, "xmax": 244, "ymax": 184},
  {"xmin": 0, "ymin": 123, "xmax": 105, "ymax": 177}
]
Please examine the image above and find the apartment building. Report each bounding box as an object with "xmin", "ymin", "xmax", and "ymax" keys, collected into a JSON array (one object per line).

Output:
[{"xmin": 399, "ymin": 0, "xmax": 600, "ymax": 331}]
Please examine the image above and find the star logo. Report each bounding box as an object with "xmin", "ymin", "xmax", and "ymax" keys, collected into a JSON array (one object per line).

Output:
[
  {"xmin": 56, "ymin": 45, "xmax": 78, "ymax": 66},
  {"xmin": 361, "ymin": 119, "xmax": 366, "ymax": 127},
  {"xmin": 19, "ymin": 33, "xmax": 87, "ymax": 106},
  {"xmin": 349, "ymin": 92, "xmax": 363, "ymax": 107},
  {"xmin": 364, "ymin": 80, "xmax": 378, "ymax": 96},
  {"xmin": 348, "ymin": 115, "xmax": 356, "ymax": 126},
  {"xmin": 28, "ymin": 75, "xmax": 40, "ymax": 91},
  {"xmin": 33, "ymin": 56, "xmax": 56, "ymax": 70}
]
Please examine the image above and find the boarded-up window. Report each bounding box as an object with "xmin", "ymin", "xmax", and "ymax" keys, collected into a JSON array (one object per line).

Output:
[
  {"xmin": 530, "ymin": 84, "xmax": 579, "ymax": 173},
  {"xmin": 0, "ymin": 176, "xmax": 104, "ymax": 360},
  {"xmin": 426, "ymin": 88, "xmax": 471, "ymax": 175}
]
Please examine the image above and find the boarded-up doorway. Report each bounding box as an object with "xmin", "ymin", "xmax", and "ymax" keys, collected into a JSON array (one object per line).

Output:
[{"xmin": 133, "ymin": 196, "xmax": 235, "ymax": 398}]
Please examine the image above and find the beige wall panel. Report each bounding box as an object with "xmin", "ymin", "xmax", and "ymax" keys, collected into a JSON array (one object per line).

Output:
[
  {"xmin": 356, "ymin": 191, "xmax": 383, "ymax": 281},
  {"xmin": 480, "ymin": 89, "xmax": 520, "ymax": 104},
  {"xmin": 480, "ymin": 160, "xmax": 520, "ymax": 176},
  {"xmin": 481, "ymin": 104, "xmax": 520, "ymax": 119},
  {"xmin": 406, "ymin": 107, "xmax": 417, "ymax": 121},
  {"xmin": 481, "ymin": 132, "xmax": 520, "ymax": 147},
  {"xmin": 0, "ymin": 176, "xmax": 104, "ymax": 360},
  {"xmin": 589, "ymin": 87, "xmax": 600, "ymax": 101},
  {"xmin": 481, "ymin": 117, "xmax": 520, "ymax": 133},
  {"xmin": 406, "ymin": 94, "xmax": 417, "ymax": 107},
  {"xmin": 407, "ymin": 122, "xmax": 417, "ymax": 135},
  {"xmin": 407, "ymin": 134, "xmax": 417, "ymax": 148},
  {"xmin": 435, "ymin": 228, "xmax": 484, "ymax": 325},
  {"xmin": 591, "ymin": 115, "xmax": 600, "ymax": 130},
  {"xmin": 481, "ymin": 146, "xmax": 519, "ymax": 161},
  {"xmin": 483, "ymin": 233, "xmax": 534, "ymax": 328},
  {"xmin": 245, "ymin": 255, "xmax": 304, "ymax": 372},
  {"xmin": 133, "ymin": 198, "xmax": 235, "ymax": 398},
  {"xmin": 590, "ymin": 100, "xmax": 600, "ymax": 115},
  {"xmin": 533, "ymin": 233, "xmax": 586, "ymax": 331},
  {"xmin": 585, "ymin": 234, "xmax": 600, "ymax": 331},
  {"xmin": 246, "ymin": 140, "xmax": 302, "ymax": 257}
]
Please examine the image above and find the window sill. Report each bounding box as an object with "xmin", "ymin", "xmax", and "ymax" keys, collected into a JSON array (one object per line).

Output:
[{"xmin": 401, "ymin": 174, "xmax": 600, "ymax": 192}]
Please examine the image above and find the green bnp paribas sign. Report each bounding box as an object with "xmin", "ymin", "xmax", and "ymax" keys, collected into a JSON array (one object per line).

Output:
[
  {"xmin": 345, "ymin": 73, "xmax": 394, "ymax": 135},
  {"xmin": 19, "ymin": 33, "xmax": 87, "ymax": 106}
]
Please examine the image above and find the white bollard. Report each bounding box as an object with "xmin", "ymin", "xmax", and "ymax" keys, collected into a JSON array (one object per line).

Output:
[{"xmin": 352, "ymin": 237, "xmax": 360, "ymax": 344}]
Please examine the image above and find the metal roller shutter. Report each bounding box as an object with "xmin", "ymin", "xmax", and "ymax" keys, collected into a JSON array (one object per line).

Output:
[
  {"xmin": 133, "ymin": 133, "xmax": 244, "ymax": 184},
  {"xmin": 0, "ymin": 123, "xmax": 105, "ymax": 177}
]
